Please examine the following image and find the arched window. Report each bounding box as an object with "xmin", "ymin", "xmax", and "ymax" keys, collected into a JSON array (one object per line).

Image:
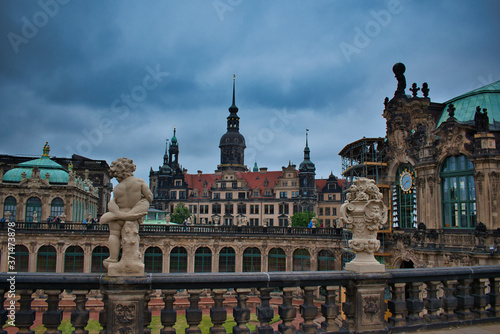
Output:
[
  {"xmin": 218, "ymin": 247, "xmax": 235, "ymax": 273},
  {"xmin": 25, "ymin": 197, "xmax": 42, "ymax": 222},
  {"xmin": 64, "ymin": 246, "xmax": 84, "ymax": 273},
  {"xmin": 14, "ymin": 245, "xmax": 29, "ymax": 272},
  {"xmin": 194, "ymin": 247, "xmax": 212, "ymax": 273},
  {"xmin": 50, "ymin": 198, "xmax": 64, "ymax": 218},
  {"xmin": 145, "ymin": 247, "xmax": 163, "ymax": 273},
  {"xmin": 170, "ymin": 247, "xmax": 187, "ymax": 273},
  {"xmin": 91, "ymin": 246, "xmax": 109, "ymax": 273},
  {"xmin": 3, "ymin": 196, "xmax": 16, "ymax": 222},
  {"xmin": 293, "ymin": 249, "xmax": 310, "ymax": 271},
  {"xmin": 243, "ymin": 247, "xmax": 261, "ymax": 272},
  {"xmin": 392, "ymin": 164, "xmax": 417, "ymax": 228},
  {"xmin": 317, "ymin": 250, "xmax": 335, "ymax": 271},
  {"xmin": 268, "ymin": 248, "xmax": 286, "ymax": 272},
  {"xmin": 37, "ymin": 245, "xmax": 57, "ymax": 272},
  {"xmin": 441, "ymin": 155, "xmax": 476, "ymax": 228}
]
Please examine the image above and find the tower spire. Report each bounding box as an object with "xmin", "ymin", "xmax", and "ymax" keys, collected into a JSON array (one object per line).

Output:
[{"xmin": 229, "ymin": 74, "xmax": 238, "ymax": 113}]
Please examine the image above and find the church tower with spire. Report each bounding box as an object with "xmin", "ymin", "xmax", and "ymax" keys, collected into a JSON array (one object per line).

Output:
[
  {"xmin": 299, "ymin": 129, "xmax": 316, "ymax": 212},
  {"xmin": 217, "ymin": 75, "xmax": 247, "ymax": 172}
]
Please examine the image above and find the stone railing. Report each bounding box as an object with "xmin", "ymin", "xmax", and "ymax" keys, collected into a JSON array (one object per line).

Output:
[
  {"xmin": 0, "ymin": 221, "xmax": 342, "ymax": 237},
  {"xmin": 1, "ymin": 266, "xmax": 500, "ymax": 333}
]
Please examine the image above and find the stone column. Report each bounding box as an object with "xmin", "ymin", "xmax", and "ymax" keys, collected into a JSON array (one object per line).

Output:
[
  {"xmin": 100, "ymin": 276, "xmax": 150, "ymax": 334},
  {"xmin": 83, "ymin": 243, "xmax": 92, "ymax": 273},
  {"xmin": 56, "ymin": 242, "xmax": 65, "ymax": 273},
  {"xmin": 340, "ymin": 177, "xmax": 387, "ymax": 273}
]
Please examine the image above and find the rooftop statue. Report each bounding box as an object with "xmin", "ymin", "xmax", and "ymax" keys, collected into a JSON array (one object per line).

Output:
[
  {"xmin": 100, "ymin": 158, "xmax": 153, "ymax": 276},
  {"xmin": 393, "ymin": 62, "xmax": 406, "ymax": 97}
]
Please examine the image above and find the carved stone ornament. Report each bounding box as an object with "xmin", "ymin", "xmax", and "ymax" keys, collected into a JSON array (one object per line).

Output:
[
  {"xmin": 363, "ymin": 296, "xmax": 380, "ymax": 317},
  {"xmin": 114, "ymin": 303, "xmax": 136, "ymax": 333},
  {"xmin": 340, "ymin": 178, "xmax": 387, "ymax": 272}
]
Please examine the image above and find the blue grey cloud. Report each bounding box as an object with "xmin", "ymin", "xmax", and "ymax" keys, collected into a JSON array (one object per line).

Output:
[{"xmin": 1, "ymin": 0, "xmax": 499, "ymax": 183}]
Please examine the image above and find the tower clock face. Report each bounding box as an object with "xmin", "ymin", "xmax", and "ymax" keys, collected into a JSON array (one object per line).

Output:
[{"xmin": 400, "ymin": 171, "xmax": 413, "ymax": 192}]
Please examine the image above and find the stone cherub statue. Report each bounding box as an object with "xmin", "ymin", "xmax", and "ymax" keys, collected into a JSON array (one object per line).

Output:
[{"xmin": 100, "ymin": 158, "xmax": 153, "ymax": 276}]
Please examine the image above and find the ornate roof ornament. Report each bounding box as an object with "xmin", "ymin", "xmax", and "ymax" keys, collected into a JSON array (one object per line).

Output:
[{"xmin": 393, "ymin": 62, "xmax": 406, "ymax": 97}]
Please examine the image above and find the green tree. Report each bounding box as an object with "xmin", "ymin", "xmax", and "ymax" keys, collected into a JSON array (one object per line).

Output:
[
  {"xmin": 291, "ymin": 211, "xmax": 316, "ymax": 227},
  {"xmin": 170, "ymin": 203, "xmax": 191, "ymax": 224}
]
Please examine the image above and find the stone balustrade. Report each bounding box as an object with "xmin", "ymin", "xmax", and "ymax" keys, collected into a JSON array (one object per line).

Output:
[{"xmin": 1, "ymin": 266, "xmax": 500, "ymax": 333}]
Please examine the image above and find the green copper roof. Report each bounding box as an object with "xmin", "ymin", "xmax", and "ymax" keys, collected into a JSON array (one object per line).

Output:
[
  {"xmin": 437, "ymin": 80, "xmax": 500, "ymax": 129},
  {"xmin": 3, "ymin": 146, "xmax": 69, "ymax": 184}
]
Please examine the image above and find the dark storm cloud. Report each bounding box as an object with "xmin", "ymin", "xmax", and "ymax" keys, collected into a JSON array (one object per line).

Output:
[{"xmin": 1, "ymin": 0, "xmax": 499, "ymax": 182}]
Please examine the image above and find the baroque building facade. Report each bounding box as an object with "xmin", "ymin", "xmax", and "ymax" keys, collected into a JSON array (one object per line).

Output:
[
  {"xmin": 149, "ymin": 79, "xmax": 344, "ymax": 228},
  {"xmin": 0, "ymin": 148, "xmax": 111, "ymax": 218},
  {"xmin": 340, "ymin": 63, "xmax": 500, "ymax": 268},
  {"xmin": 0, "ymin": 143, "xmax": 100, "ymax": 224}
]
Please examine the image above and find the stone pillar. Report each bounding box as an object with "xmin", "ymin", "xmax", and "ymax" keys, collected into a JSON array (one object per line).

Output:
[
  {"xmin": 340, "ymin": 177, "xmax": 387, "ymax": 273},
  {"xmin": 100, "ymin": 276, "xmax": 150, "ymax": 334},
  {"xmin": 56, "ymin": 243, "xmax": 65, "ymax": 273},
  {"xmin": 342, "ymin": 276, "xmax": 389, "ymax": 333},
  {"xmin": 187, "ymin": 247, "xmax": 195, "ymax": 273}
]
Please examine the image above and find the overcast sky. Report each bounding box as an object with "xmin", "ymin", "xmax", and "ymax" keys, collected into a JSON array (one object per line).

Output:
[{"xmin": 1, "ymin": 0, "xmax": 499, "ymax": 184}]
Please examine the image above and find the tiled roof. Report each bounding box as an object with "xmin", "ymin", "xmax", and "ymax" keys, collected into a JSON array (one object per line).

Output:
[
  {"xmin": 184, "ymin": 173, "xmax": 219, "ymax": 190},
  {"xmin": 238, "ymin": 171, "xmax": 282, "ymax": 191}
]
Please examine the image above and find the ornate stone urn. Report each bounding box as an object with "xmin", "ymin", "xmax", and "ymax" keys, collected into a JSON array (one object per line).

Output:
[{"xmin": 340, "ymin": 177, "xmax": 387, "ymax": 272}]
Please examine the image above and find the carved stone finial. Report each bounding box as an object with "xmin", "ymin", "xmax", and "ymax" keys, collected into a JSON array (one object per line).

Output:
[
  {"xmin": 393, "ymin": 62, "xmax": 406, "ymax": 97},
  {"xmin": 422, "ymin": 82, "xmax": 429, "ymax": 97},
  {"xmin": 384, "ymin": 97, "xmax": 389, "ymax": 108},
  {"xmin": 340, "ymin": 177, "xmax": 387, "ymax": 273},
  {"xmin": 447, "ymin": 104, "xmax": 456, "ymax": 118},
  {"xmin": 410, "ymin": 83, "xmax": 420, "ymax": 97}
]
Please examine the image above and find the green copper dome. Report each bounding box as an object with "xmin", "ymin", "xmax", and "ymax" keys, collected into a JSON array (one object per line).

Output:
[
  {"xmin": 437, "ymin": 80, "xmax": 500, "ymax": 130},
  {"xmin": 3, "ymin": 142, "xmax": 69, "ymax": 184}
]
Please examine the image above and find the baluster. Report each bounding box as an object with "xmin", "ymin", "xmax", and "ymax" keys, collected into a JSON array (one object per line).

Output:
[
  {"xmin": 144, "ymin": 290, "xmax": 152, "ymax": 334},
  {"xmin": 17, "ymin": 289, "xmax": 35, "ymax": 334},
  {"xmin": 423, "ymin": 281, "xmax": 441, "ymax": 323},
  {"xmin": 488, "ymin": 277, "xmax": 500, "ymax": 317},
  {"xmin": 440, "ymin": 279, "xmax": 458, "ymax": 322},
  {"xmin": 233, "ymin": 288, "xmax": 251, "ymax": 334},
  {"xmin": 210, "ymin": 289, "xmax": 227, "ymax": 334},
  {"xmin": 387, "ymin": 283, "xmax": 406, "ymax": 327},
  {"xmin": 99, "ymin": 292, "xmax": 107, "ymax": 334},
  {"xmin": 300, "ymin": 287, "xmax": 318, "ymax": 334},
  {"xmin": 256, "ymin": 287, "xmax": 273, "ymax": 334},
  {"xmin": 43, "ymin": 289, "xmax": 63, "ymax": 334},
  {"xmin": 456, "ymin": 279, "xmax": 474, "ymax": 320},
  {"xmin": 320, "ymin": 286, "xmax": 339, "ymax": 332},
  {"xmin": 341, "ymin": 282, "xmax": 355, "ymax": 331},
  {"xmin": 160, "ymin": 289, "xmax": 177, "ymax": 334},
  {"xmin": 405, "ymin": 282, "xmax": 424, "ymax": 325},
  {"xmin": 186, "ymin": 289, "xmax": 203, "ymax": 334},
  {"xmin": 0, "ymin": 289, "xmax": 7, "ymax": 334},
  {"xmin": 278, "ymin": 287, "xmax": 296, "ymax": 334},
  {"xmin": 471, "ymin": 278, "xmax": 488, "ymax": 319},
  {"xmin": 71, "ymin": 290, "xmax": 90, "ymax": 334}
]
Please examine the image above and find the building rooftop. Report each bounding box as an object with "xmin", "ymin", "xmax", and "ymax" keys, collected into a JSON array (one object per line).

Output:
[{"xmin": 437, "ymin": 80, "xmax": 500, "ymax": 130}]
